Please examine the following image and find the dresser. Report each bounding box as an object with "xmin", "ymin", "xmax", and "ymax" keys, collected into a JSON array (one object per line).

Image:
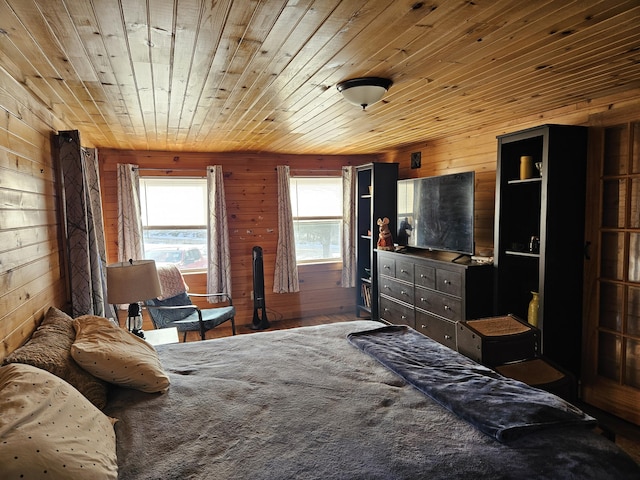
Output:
[{"xmin": 377, "ymin": 250, "xmax": 494, "ymax": 350}]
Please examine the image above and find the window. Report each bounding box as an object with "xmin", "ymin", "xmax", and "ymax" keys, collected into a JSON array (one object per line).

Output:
[
  {"xmin": 290, "ymin": 177, "xmax": 343, "ymax": 263},
  {"xmin": 139, "ymin": 177, "xmax": 208, "ymax": 271}
]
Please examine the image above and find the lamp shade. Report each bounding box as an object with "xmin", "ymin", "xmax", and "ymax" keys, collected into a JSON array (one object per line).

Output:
[
  {"xmin": 106, "ymin": 260, "xmax": 162, "ymax": 305},
  {"xmin": 336, "ymin": 77, "xmax": 393, "ymax": 109}
]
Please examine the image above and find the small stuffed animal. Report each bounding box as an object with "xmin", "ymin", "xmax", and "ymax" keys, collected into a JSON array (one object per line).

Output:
[{"xmin": 376, "ymin": 217, "xmax": 394, "ymax": 251}]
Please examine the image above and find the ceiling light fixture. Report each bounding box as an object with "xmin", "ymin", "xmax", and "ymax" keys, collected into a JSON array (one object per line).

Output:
[{"xmin": 337, "ymin": 77, "xmax": 393, "ymax": 110}]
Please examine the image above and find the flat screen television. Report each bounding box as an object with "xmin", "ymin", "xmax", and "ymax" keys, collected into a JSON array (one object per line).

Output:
[{"xmin": 396, "ymin": 171, "xmax": 475, "ymax": 255}]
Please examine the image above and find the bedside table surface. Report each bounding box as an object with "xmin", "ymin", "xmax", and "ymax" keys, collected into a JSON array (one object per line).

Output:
[{"xmin": 144, "ymin": 327, "xmax": 179, "ymax": 346}]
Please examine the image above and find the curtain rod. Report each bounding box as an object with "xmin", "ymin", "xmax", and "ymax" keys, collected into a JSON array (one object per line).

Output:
[
  {"xmin": 274, "ymin": 168, "xmax": 342, "ymax": 177},
  {"xmin": 274, "ymin": 167, "xmax": 344, "ymax": 173},
  {"xmin": 133, "ymin": 167, "xmax": 209, "ymax": 172},
  {"xmin": 133, "ymin": 166, "xmax": 343, "ymax": 173}
]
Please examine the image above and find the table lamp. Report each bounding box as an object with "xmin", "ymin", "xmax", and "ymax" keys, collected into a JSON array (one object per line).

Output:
[{"xmin": 107, "ymin": 259, "xmax": 162, "ymax": 338}]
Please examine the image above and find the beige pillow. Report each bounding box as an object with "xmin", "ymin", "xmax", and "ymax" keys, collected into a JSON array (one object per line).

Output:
[
  {"xmin": 71, "ymin": 315, "xmax": 170, "ymax": 393},
  {"xmin": 3, "ymin": 306, "xmax": 108, "ymax": 409},
  {"xmin": 0, "ymin": 363, "xmax": 117, "ymax": 479}
]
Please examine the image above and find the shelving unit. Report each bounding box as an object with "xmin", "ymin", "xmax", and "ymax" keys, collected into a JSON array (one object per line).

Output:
[
  {"xmin": 494, "ymin": 124, "xmax": 588, "ymax": 376},
  {"xmin": 355, "ymin": 162, "xmax": 398, "ymax": 319}
]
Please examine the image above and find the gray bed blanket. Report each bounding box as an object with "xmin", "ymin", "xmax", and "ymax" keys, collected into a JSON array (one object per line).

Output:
[
  {"xmin": 105, "ymin": 320, "xmax": 640, "ymax": 479},
  {"xmin": 348, "ymin": 325, "xmax": 595, "ymax": 442}
]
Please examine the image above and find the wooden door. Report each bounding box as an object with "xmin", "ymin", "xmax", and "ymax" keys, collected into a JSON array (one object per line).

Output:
[{"xmin": 582, "ymin": 121, "xmax": 640, "ymax": 425}]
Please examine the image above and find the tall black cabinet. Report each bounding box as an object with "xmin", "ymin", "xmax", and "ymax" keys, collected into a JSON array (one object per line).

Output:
[
  {"xmin": 494, "ymin": 124, "xmax": 588, "ymax": 376},
  {"xmin": 355, "ymin": 162, "xmax": 398, "ymax": 319}
]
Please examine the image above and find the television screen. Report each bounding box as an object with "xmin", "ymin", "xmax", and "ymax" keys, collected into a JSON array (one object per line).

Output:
[{"xmin": 397, "ymin": 171, "xmax": 475, "ymax": 255}]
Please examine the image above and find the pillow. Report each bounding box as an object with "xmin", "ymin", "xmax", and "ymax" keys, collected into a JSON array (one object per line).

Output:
[
  {"xmin": 0, "ymin": 363, "xmax": 117, "ymax": 479},
  {"xmin": 71, "ymin": 315, "xmax": 170, "ymax": 393},
  {"xmin": 3, "ymin": 307, "xmax": 108, "ymax": 409}
]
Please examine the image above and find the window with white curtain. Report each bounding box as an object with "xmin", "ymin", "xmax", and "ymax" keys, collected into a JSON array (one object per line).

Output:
[
  {"xmin": 139, "ymin": 177, "xmax": 208, "ymax": 271},
  {"xmin": 289, "ymin": 177, "xmax": 343, "ymax": 263}
]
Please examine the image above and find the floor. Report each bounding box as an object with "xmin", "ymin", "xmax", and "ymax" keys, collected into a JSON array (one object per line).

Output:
[{"xmin": 143, "ymin": 311, "xmax": 640, "ymax": 464}]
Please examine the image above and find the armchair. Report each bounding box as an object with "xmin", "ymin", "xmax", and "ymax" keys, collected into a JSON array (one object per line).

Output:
[{"xmin": 145, "ymin": 264, "xmax": 236, "ymax": 341}]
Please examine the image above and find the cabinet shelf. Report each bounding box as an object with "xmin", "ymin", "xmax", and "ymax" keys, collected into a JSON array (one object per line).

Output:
[
  {"xmin": 358, "ymin": 305, "xmax": 372, "ymax": 314},
  {"xmin": 507, "ymin": 177, "xmax": 542, "ymax": 185},
  {"xmin": 505, "ymin": 250, "xmax": 540, "ymax": 258}
]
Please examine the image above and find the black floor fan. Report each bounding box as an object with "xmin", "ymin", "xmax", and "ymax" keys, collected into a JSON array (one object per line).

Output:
[{"xmin": 251, "ymin": 246, "xmax": 270, "ymax": 330}]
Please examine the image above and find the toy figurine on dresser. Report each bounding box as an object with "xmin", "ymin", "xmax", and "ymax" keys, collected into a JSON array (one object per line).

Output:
[{"xmin": 376, "ymin": 217, "xmax": 394, "ymax": 251}]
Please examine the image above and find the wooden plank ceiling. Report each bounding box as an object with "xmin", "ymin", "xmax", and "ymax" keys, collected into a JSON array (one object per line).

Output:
[{"xmin": 0, "ymin": 0, "xmax": 639, "ymax": 154}]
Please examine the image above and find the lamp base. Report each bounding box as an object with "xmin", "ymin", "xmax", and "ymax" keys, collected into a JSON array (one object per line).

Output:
[
  {"xmin": 127, "ymin": 302, "xmax": 145, "ymax": 339},
  {"xmin": 130, "ymin": 328, "xmax": 145, "ymax": 339}
]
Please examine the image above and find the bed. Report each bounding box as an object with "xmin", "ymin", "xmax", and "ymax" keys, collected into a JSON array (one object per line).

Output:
[{"xmin": 1, "ymin": 310, "xmax": 639, "ymax": 479}]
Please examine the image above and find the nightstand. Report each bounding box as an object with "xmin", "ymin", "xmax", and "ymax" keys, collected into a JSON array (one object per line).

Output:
[{"xmin": 143, "ymin": 327, "xmax": 179, "ymax": 346}]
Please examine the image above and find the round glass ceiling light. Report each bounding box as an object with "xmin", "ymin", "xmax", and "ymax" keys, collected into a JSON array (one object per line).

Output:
[{"xmin": 336, "ymin": 77, "xmax": 393, "ymax": 110}]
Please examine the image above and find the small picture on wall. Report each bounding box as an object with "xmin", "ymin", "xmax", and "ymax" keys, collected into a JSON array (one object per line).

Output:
[{"xmin": 411, "ymin": 152, "xmax": 421, "ymax": 169}]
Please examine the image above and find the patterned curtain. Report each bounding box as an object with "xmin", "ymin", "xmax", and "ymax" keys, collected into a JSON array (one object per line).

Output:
[
  {"xmin": 341, "ymin": 166, "xmax": 356, "ymax": 287},
  {"xmin": 56, "ymin": 131, "xmax": 111, "ymax": 317},
  {"xmin": 273, "ymin": 165, "xmax": 299, "ymax": 293},
  {"xmin": 116, "ymin": 164, "xmax": 144, "ymax": 262},
  {"xmin": 206, "ymin": 166, "xmax": 232, "ymax": 302}
]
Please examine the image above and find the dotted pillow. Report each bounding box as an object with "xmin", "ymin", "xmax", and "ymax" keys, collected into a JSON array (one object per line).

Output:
[
  {"xmin": 71, "ymin": 315, "xmax": 170, "ymax": 393},
  {"xmin": 3, "ymin": 306, "xmax": 108, "ymax": 409},
  {"xmin": 0, "ymin": 363, "xmax": 117, "ymax": 479}
]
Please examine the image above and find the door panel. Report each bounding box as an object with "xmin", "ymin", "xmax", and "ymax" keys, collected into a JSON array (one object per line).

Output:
[{"xmin": 582, "ymin": 121, "xmax": 640, "ymax": 425}]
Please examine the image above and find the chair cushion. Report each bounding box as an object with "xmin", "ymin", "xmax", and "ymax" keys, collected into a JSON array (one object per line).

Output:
[
  {"xmin": 145, "ymin": 292, "xmax": 195, "ymax": 328},
  {"xmin": 165, "ymin": 306, "xmax": 235, "ymax": 332}
]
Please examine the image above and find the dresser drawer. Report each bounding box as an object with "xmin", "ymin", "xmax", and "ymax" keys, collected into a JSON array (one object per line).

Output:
[
  {"xmin": 415, "ymin": 288, "xmax": 462, "ymax": 321},
  {"xmin": 395, "ymin": 259, "xmax": 414, "ymax": 283},
  {"xmin": 378, "ymin": 256, "xmax": 396, "ymax": 278},
  {"xmin": 436, "ymin": 269, "xmax": 462, "ymax": 297},
  {"xmin": 415, "ymin": 264, "xmax": 435, "ymax": 289},
  {"xmin": 379, "ymin": 296, "xmax": 415, "ymax": 328},
  {"xmin": 379, "ymin": 277, "xmax": 414, "ymax": 305},
  {"xmin": 416, "ymin": 311, "xmax": 457, "ymax": 350}
]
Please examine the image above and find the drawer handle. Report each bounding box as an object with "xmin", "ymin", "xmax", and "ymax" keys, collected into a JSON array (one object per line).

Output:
[
  {"xmin": 443, "ymin": 280, "xmax": 451, "ymax": 285},
  {"xmin": 400, "ymin": 269, "xmax": 407, "ymax": 273},
  {"xmin": 400, "ymin": 290, "xmax": 407, "ymax": 295},
  {"xmin": 421, "ymin": 324, "xmax": 427, "ymax": 329},
  {"xmin": 444, "ymin": 305, "xmax": 451, "ymax": 311},
  {"xmin": 419, "ymin": 297, "xmax": 426, "ymax": 302},
  {"xmin": 420, "ymin": 274, "xmax": 426, "ymax": 278},
  {"xmin": 384, "ymin": 264, "xmax": 390, "ymax": 270},
  {"xmin": 444, "ymin": 334, "xmax": 452, "ymax": 340},
  {"xmin": 401, "ymin": 315, "xmax": 407, "ymax": 320},
  {"xmin": 384, "ymin": 308, "xmax": 390, "ymax": 312},
  {"xmin": 384, "ymin": 284, "xmax": 390, "ymax": 290}
]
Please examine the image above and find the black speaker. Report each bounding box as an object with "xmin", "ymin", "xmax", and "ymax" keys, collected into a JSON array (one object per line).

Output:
[{"xmin": 251, "ymin": 246, "xmax": 270, "ymax": 330}]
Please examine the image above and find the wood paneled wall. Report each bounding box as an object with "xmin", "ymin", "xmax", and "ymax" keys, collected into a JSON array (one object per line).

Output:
[
  {"xmin": 0, "ymin": 68, "xmax": 77, "ymax": 360},
  {"xmin": 97, "ymin": 150, "xmax": 380, "ymax": 330}
]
